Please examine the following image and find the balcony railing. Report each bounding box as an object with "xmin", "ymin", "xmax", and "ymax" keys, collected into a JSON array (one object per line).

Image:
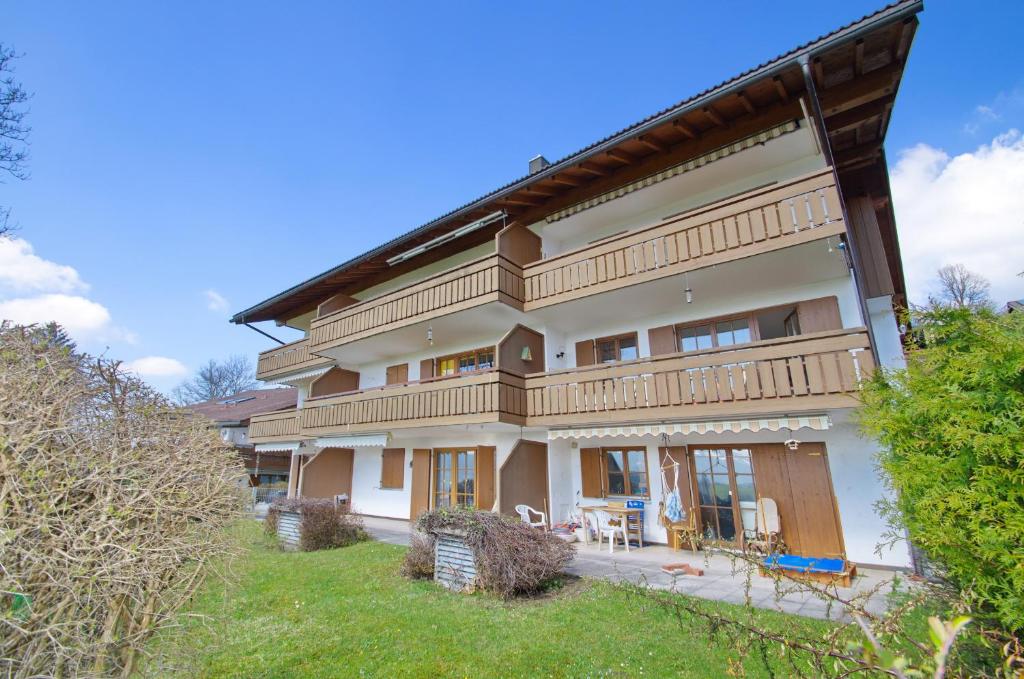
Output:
[
  {"xmin": 301, "ymin": 369, "xmax": 527, "ymax": 435},
  {"xmin": 524, "ymin": 328, "xmax": 873, "ymax": 427},
  {"xmin": 256, "ymin": 338, "xmax": 333, "ymax": 381},
  {"xmin": 249, "ymin": 409, "xmax": 301, "ymax": 443},
  {"xmin": 522, "ymin": 169, "xmax": 845, "ymax": 310},
  {"xmin": 309, "ymin": 254, "xmax": 526, "ymax": 352}
]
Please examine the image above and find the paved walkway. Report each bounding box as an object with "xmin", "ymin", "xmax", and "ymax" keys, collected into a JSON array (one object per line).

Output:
[{"xmin": 361, "ymin": 516, "xmax": 899, "ymax": 620}]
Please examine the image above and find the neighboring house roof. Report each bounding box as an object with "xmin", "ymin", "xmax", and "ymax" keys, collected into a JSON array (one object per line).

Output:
[
  {"xmin": 186, "ymin": 388, "xmax": 298, "ymax": 425},
  {"xmin": 1007, "ymin": 300, "xmax": 1024, "ymax": 313},
  {"xmin": 231, "ymin": 0, "xmax": 921, "ymax": 324}
]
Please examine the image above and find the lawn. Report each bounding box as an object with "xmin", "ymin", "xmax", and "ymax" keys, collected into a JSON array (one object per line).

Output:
[{"xmin": 148, "ymin": 524, "xmax": 831, "ymax": 678}]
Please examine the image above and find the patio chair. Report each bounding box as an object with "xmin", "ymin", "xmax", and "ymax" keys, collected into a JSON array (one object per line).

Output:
[
  {"xmin": 514, "ymin": 504, "xmax": 547, "ymax": 529},
  {"xmin": 665, "ymin": 511, "xmax": 699, "ymax": 552},
  {"xmin": 592, "ymin": 509, "xmax": 629, "ymax": 554},
  {"xmin": 746, "ymin": 497, "xmax": 782, "ymax": 555}
]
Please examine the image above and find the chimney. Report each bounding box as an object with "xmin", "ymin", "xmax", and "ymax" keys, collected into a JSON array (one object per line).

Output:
[{"xmin": 529, "ymin": 154, "xmax": 551, "ymax": 175}]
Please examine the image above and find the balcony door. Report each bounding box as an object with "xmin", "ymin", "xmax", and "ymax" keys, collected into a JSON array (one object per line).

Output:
[
  {"xmin": 691, "ymin": 448, "xmax": 758, "ymax": 546},
  {"xmin": 432, "ymin": 449, "xmax": 476, "ymax": 508}
]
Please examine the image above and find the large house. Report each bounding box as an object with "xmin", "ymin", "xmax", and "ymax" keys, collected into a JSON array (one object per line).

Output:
[{"xmin": 233, "ymin": 1, "xmax": 922, "ymax": 569}]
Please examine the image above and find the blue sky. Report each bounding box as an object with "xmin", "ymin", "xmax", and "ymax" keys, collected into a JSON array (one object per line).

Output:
[{"xmin": 3, "ymin": 1, "xmax": 1024, "ymax": 392}]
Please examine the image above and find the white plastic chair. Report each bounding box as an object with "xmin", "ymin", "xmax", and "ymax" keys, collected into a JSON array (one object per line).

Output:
[
  {"xmin": 592, "ymin": 509, "xmax": 629, "ymax": 554},
  {"xmin": 515, "ymin": 504, "xmax": 547, "ymax": 529}
]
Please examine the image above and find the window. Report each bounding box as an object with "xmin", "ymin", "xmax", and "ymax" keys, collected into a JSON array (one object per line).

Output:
[
  {"xmin": 380, "ymin": 448, "xmax": 405, "ymax": 489},
  {"xmin": 715, "ymin": 318, "xmax": 751, "ymax": 346},
  {"xmin": 433, "ymin": 449, "xmax": 476, "ymax": 508},
  {"xmin": 595, "ymin": 333, "xmax": 639, "ymax": 364},
  {"xmin": 677, "ymin": 316, "xmax": 754, "ymax": 352},
  {"xmin": 604, "ymin": 447, "xmax": 650, "ymax": 498},
  {"xmin": 436, "ymin": 347, "xmax": 495, "ymax": 376}
]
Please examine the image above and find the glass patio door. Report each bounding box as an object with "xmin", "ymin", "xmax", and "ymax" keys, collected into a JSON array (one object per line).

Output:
[
  {"xmin": 433, "ymin": 449, "xmax": 476, "ymax": 508},
  {"xmin": 691, "ymin": 448, "xmax": 758, "ymax": 545}
]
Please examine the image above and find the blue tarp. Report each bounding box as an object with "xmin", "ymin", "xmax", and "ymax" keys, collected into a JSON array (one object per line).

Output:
[{"xmin": 763, "ymin": 554, "xmax": 846, "ymax": 573}]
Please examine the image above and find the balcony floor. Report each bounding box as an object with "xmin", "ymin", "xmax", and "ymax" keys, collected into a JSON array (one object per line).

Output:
[{"xmin": 359, "ymin": 516, "xmax": 900, "ymax": 621}]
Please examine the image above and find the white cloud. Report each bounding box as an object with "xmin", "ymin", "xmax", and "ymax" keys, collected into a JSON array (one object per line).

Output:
[
  {"xmin": 121, "ymin": 356, "xmax": 189, "ymax": 378},
  {"xmin": 204, "ymin": 289, "xmax": 229, "ymax": 312},
  {"xmin": 0, "ymin": 237, "xmax": 88, "ymax": 294},
  {"xmin": 962, "ymin": 88, "xmax": 1023, "ymax": 135},
  {"xmin": 0, "ymin": 238, "xmax": 137, "ymax": 344},
  {"xmin": 891, "ymin": 129, "xmax": 1024, "ymax": 306},
  {"xmin": 0, "ymin": 293, "xmax": 111, "ymax": 334}
]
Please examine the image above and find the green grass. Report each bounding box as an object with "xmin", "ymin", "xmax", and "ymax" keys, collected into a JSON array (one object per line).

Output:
[{"xmin": 148, "ymin": 524, "xmax": 831, "ymax": 678}]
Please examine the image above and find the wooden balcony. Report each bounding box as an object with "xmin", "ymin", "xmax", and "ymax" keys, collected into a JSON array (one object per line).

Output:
[
  {"xmin": 525, "ymin": 328, "xmax": 874, "ymax": 427},
  {"xmin": 300, "ymin": 370, "xmax": 527, "ymax": 436},
  {"xmin": 522, "ymin": 169, "xmax": 845, "ymax": 310},
  {"xmin": 309, "ymin": 254, "xmax": 526, "ymax": 353},
  {"xmin": 256, "ymin": 338, "xmax": 333, "ymax": 381},
  {"xmin": 249, "ymin": 409, "xmax": 301, "ymax": 444}
]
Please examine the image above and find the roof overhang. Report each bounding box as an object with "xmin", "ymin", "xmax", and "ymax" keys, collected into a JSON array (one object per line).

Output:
[{"xmin": 232, "ymin": 0, "xmax": 921, "ymax": 324}]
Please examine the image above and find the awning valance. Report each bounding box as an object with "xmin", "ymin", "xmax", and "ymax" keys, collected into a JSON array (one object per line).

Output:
[
  {"xmin": 545, "ymin": 120, "xmax": 800, "ymax": 224},
  {"xmin": 255, "ymin": 441, "xmax": 302, "ymax": 453},
  {"xmin": 265, "ymin": 365, "xmax": 332, "ymax": 386},
  {"xmin": 315, "ymin": 433, "xmax": 390, "ymax": 449},
  {"xmin": 547, "ymin": 416, "xmax": 831, "ymax": 440}
]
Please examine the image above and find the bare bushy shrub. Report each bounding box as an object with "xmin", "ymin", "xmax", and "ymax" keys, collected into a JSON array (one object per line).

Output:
[
  {"xmin": 417, "ymin": 507, "xmax": 574, "ymax": 598},
  {"xmin": 401, "ymin": 534, "xmax": 436, "ymax": 580},
  {"xmin": 268, "ymin": 498, "xmax": 367, "ymax": 551},
  {"xmin": 0, "ymin": 323, "xmax": 247, "ymax": 678}
]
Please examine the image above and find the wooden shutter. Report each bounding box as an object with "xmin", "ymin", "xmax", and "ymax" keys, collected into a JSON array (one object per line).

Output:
[
  {"xmin": 385, "ymin": 363, "xmax": 409, "ymax": 386},
  {"xmin": 409, "ymin": 449, "xmax": 431, "ymax": 519},
  {"xmin": 648, "ymin": 325, "xmax": 678, "ymax": 356},
  {"xmin": 419, "ymin": 358, "xmax": 434, "ymax": 380},
  {"xmin": 575, "ymin": 339, "xmax": 596, "ymax": 367},
  {"xmin": 475, "ymin": 446, "xmax": 496, "ymax": 511},
  {"xmin": 580, "ymin": 447, "xmax": 604, "ymax": 498},
  {"xmin": 380, "ymin": 448, "xmax": 405, "ymax": 489},
  {"xmin": 796, "ymin": 297, "xmax": 842, "ymax": 333}
]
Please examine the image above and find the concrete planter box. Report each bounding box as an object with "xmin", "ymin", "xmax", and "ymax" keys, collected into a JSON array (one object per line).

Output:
[
  {"xmin": 276, "ymin": 509, "xmax": 302, "ymax": 550},
  {"xmin": 433, "ymin": 529, "xmax": 477, "ymax": 592}
]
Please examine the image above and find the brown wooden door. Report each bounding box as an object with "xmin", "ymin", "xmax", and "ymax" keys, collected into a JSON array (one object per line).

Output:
[
  {"xmin": 500, "ymin": 440, "xmax": 549, "ymax": 518},
  {"xmin": 409, "ymin": 448, "xmax": 431, "ymax": 519},
  {"xmin": 750, "ymin": 443, "xmax": 845, "ymax": 558}
]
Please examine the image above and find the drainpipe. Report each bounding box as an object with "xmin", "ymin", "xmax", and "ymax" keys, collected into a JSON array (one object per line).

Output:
[{"xmin": 799, "ymin": 55, "xmax": 879, "ymax": 363}]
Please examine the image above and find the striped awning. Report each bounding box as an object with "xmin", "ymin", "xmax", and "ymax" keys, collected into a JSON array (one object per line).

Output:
[
  {"xmin": 255, "ymin": 441, "xmax": 302, "ymax": 453},
  {"xmin": 547, "ymin": 415, "xmax": 831, "ymax": 440},
  {"xmin": 315, "ymin": 433, "xmax": 391, "ymax": 448},
  {"xmin": 265, "ymin": 365, "xmax": 333, "ymax": 385},
  {"xmin": 545, "ymin": 120, "xmax": 801, "ymax": 224}
]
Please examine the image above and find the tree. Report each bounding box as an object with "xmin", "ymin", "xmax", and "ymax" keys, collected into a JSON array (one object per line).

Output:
[
  {"xmin": 859, "ymin": 306, "xmax": 1024, "ymax": 636},
  {"xmin": 0, "ymin": 43, "xmax": 31, "ymax": 237},
  {"xmin": 171, "ymin": 354, "xmax": 260, "ymax": 404},
  {"xmin": 932, "ymin": 263, "xmax": 994, "ymax": 310}
]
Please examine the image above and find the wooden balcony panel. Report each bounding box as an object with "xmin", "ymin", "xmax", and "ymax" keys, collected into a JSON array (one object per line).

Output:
[
  {"xmin": 256, "ymin": 338, "xmax": 333, "ymax": 381},
  {"xmin": 301, "ymin": 370, "xmax": 527, "ymax": 435},
  {"xmin": 249, "ymin": 409, "xmax": 301, "ymax": 443},
  {"xmin": 522, "ymin": 169, "xmax": 846, "ymax": 310},
  {"xmin": 525, "ymin": 329, "xmax": 873, "ymax": 427},
  {"xmin": 309, "ymin": 254, "xmax": 526, "ymax": 352}
]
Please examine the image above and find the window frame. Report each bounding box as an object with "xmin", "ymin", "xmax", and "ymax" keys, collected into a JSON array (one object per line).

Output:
[
  {"xmin": 675, "ymin": 312, "xmax": 760, "ymax": 353},
  {"xmin": 601, "ymin": 445, "xmax": 651, "ymax": 499},
  {"xmin": 430, "ymin": 448, "xmax": 476, "ymax": 508},
  {"xmin": 593, "ymin": 332, "xmax": 640, "ymax": 364},
  {"xmin": 434, "ymin": 346, "xmax": 496, "ymax": 377}
]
